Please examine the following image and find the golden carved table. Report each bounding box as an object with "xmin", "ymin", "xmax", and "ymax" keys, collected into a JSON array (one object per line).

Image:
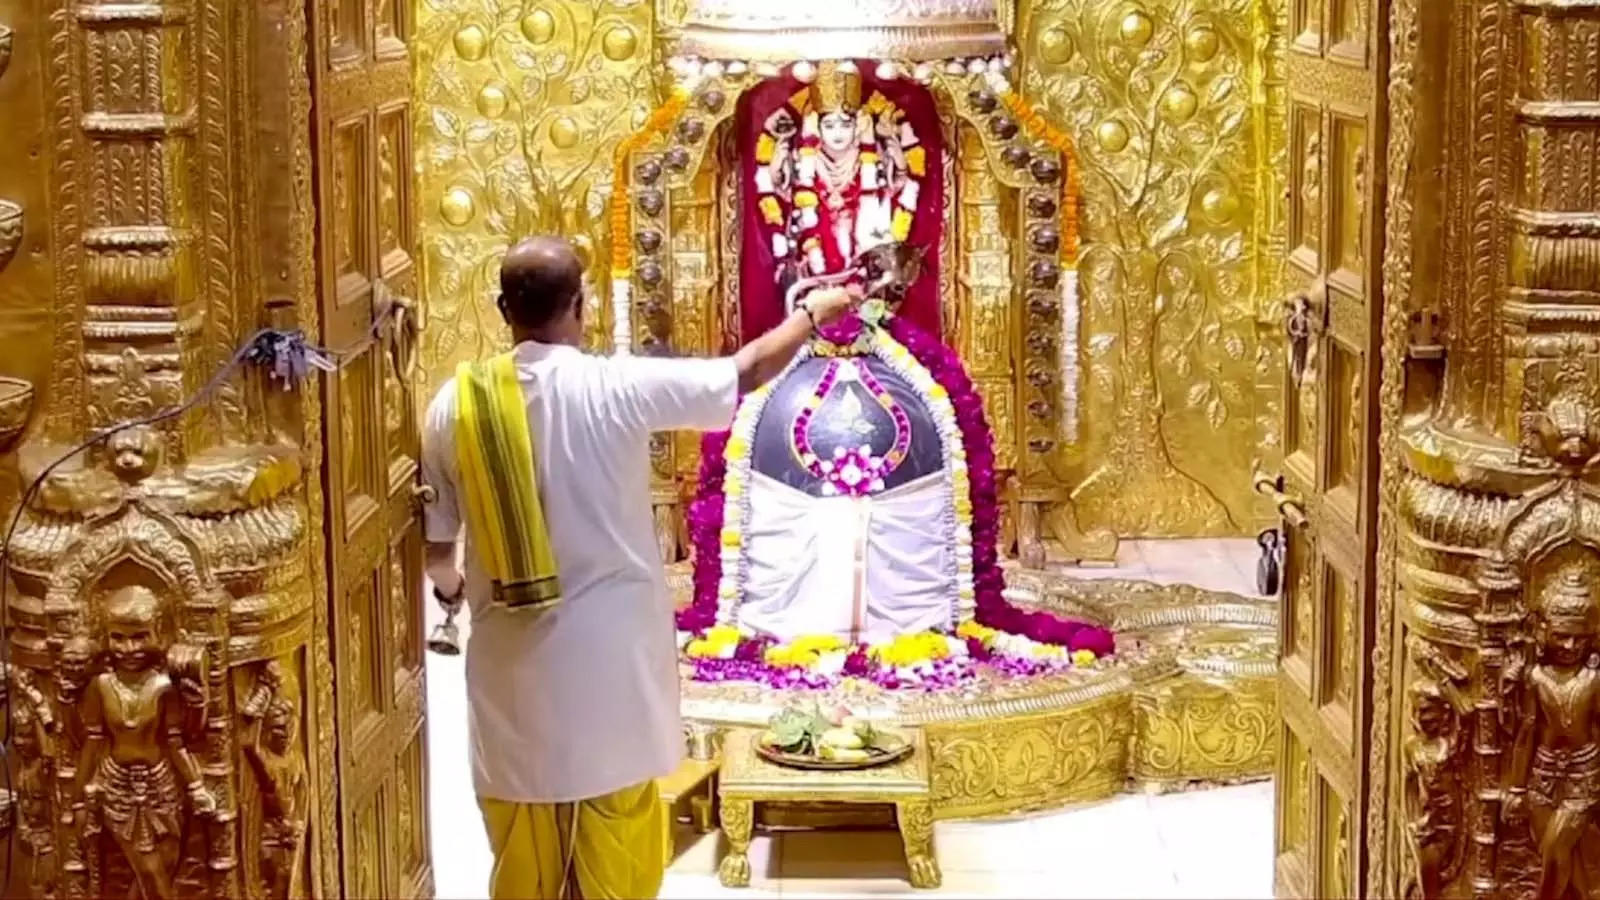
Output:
[{"xmin": 716, "ymin": 727, "xmax": 940, "ymax": 889}]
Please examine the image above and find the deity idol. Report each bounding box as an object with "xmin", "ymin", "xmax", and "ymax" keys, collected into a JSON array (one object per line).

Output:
[
  {"xmin": 682, "ymin": 62, "xmax": 1112, "ymax": 668},
  {"xmin": 1504, "ymin": 568, "xmax": 1600, "ymax": 899},
  {"xmin": 72, "ymin": 586, "xmax": 216, "ymax": 900}
]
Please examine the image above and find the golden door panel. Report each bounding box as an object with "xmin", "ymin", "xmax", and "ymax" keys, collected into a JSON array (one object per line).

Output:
[
  {"xmin": 1282, "ymin": 523, "xmax": 1315, "ymax": 691},
  {"xmin": 344, "ymin": 573, "xmax": 386, "ymax": 737},
  {"xmin": 1291, "ymin": 0, "xmax": 1323, "ymax": 54},
  {"xmin": 376, "ymin": 0, "xmax": 406, "ymax": 57},
  {"xmin": 393, "ymin": 732, "xmax": 432, "ymax": 896},
  {"xmin": 351, "ymin": 791, "xmax": 386, "ymax": 900},
  {"xmin": 390, "ymin": 534, "xmax": 422, "ymax": 690},
  {"xmin": 1275, "ymin": 728, "xmax": 1313, "ymax": 894},
  {"xmin": 341, "ymin": 351, "xmax": 382, "ymax": 521},
  {"xmin": 377, "ymin": 106, "xmax": 412, "ymax": 271},
  {"xmin": 1327, "ymin": 0, "xmax": 1368, "ymax": 65},
  {"xmin": 1319, "ymin": 560, "xmax": 1356, "ymax": 747},
  {"xmin": 1317, "ymin": 777, "xmax": 1353, "ymax": 900},
  {"xmin": 1324, "ymin": 337, "xmax": 1362, "ymax": 500},
  {"xmin": 1288, "ymin": 102, "xmax": 1323, "ymax": 269},
  {"xmin": 331, "ymin": 0, "xmax": 368, "ymax": 63},
  {"xmin": 1326, "ymin": 114, "xmax": 1366, "ymax": 289},
  {"xmin": 332, "ymin": 117, "xmax": 373, "ymax": 298}
]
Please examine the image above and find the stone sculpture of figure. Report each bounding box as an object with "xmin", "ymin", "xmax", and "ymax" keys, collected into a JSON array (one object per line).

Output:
[
  {"xmin": 241, "ymin": 662, "xmax": 306, "ymax": 898},
  {"xmin": 71, "ymin": 586, "xmax": 216, "ymax": 900},
  {"xmin": 55, "ymin": 633, "xmax": 99, "ymax": 888},
  {"xmin": 1504, "ymin": 569, "xmax": 1600, "ymax": 900},
  {"xmin": 11, "ymin": 671, "xmax": 59, "ymax": 898},
  {"xmin": 1404, "ymin": 673, "xmax": 1466, "ymax": 898}
]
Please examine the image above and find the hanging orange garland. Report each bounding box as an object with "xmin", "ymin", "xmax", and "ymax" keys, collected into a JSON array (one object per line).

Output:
[
  {"xmin": 609, "ymin": 87, "xmax": 691, "ymax": 279},
  {"xmin": 999, "ymin": 90, "xmax": 1080, "ymax": 266}
]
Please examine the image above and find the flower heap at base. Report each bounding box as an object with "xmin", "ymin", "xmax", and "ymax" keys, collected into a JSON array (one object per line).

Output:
[{"xmin": 681, "ymin": 623, "xmax": 1104, "ymax": 692}]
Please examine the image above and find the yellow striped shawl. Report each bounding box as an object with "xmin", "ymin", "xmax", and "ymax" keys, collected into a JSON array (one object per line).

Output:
[{"xmin": 454, "ymin": 352, "xmax": 562, "ymax": 611}]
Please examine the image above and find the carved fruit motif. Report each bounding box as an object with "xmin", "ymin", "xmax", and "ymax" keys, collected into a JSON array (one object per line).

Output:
[
  {"xmin": 0, "ymin": 376, "xmax": 35, "ymax": 451},
  {"xmin": 0, "ymin": 200, "xmax": 20, "ymax": 273}
]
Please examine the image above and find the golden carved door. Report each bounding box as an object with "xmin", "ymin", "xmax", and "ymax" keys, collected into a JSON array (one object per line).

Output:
[
  {"xmin": 1269, "ymin": 0, "xmax": 1386, "ymax": 897},
  {"xmin": 308, "ymin": 0, "xmax": 432, "ymax": 895}
]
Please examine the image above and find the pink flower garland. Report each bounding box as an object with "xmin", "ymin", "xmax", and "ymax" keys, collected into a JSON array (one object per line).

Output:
[{"xmin": 682, "ymin": 318, "xmax": 1115, "ymax": 659}]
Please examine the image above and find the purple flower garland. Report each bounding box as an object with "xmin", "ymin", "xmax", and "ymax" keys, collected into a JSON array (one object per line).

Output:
[{"xmin": 681, "ymin": 317, "xmax": 1115, "ymax": 658}]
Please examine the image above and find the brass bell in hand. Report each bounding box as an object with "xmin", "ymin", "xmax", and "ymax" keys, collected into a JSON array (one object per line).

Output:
[
  {"xmin": 427, "ymin": 618, "xmax": 461, "ymax": 656},
  {"xmin": 427, "ymin": 590, "xmax": 464, "ymax": 656}
]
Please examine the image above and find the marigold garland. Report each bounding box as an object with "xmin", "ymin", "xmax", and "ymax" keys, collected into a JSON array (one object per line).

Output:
[{"xmin": 999, "ymin": 90, "xmax": 1080, "ymax": 266}]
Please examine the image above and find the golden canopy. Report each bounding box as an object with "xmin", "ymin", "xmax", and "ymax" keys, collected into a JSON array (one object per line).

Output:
[{"xmin": 671, "ymin": 0, "xmax": 1008, "ymax": 62}]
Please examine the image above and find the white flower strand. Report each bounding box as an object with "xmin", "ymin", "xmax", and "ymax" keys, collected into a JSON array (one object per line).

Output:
[
  {"xmin": 610, "ymin": 277, "xmax": 632, "ymax": 356},
  {"xmin": 1062, "ymin": 267, "xmax": 1079, "ymax": 443}
]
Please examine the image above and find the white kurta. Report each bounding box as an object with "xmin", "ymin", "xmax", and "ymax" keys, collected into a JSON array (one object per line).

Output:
[
  {"xmin": 421, "ymin": 341, "xmax": 737, "ymax": 804},
  {"xmin": 737, "ymin": 471, "xmax": 953, "ymax": 641}
]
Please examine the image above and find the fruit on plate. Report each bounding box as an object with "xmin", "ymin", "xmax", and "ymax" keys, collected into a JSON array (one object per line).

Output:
[
  {"xmin": 819, "ymin": 745, "xmax": 870, "ymax": 762},
  {"xmin": 760, "ymin": 703, "xmax": 886, "ymax": 759},
  {"xmin": 819, "ymin": 727, "xmax": 864, "ymax": 750}
]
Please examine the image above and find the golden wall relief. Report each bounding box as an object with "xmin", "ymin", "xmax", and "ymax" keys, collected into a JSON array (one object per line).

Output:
[
  {"xmin": 415, "ymin": 0, "xmax": 657, "ymax": 391},
  {"xmin": 0, "ymin": 0, "xmax": 337, "ymax": 895},
  {"xmin": 1017, "ymin": 0, "xmax": 1280, "ymax": 536},
  {"xmin": 1386, "ymin": 0, "xmax": 1600, "ymax": 897}
]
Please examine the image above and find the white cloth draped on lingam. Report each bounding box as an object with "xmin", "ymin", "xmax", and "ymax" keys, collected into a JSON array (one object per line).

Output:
[{"xmin": 736, "ymin": 470, "xmax": 955, "ymax": 642}]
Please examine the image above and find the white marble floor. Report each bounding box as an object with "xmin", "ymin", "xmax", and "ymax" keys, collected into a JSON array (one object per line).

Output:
[{"xmin": 425, "ymin": 537, "xmax": 1277, "ymax": 898}]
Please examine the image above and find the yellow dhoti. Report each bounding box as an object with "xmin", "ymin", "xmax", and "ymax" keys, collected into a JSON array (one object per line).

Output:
[{"xmin": 478, "ymin": 780, "xmax": 666, "ymax": 899}]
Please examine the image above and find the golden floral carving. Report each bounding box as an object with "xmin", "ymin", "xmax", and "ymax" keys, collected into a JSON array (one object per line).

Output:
[
  {"xmin": 415, "ymin": 0, "xmax": 656, "ymax": 386},
  {"xmin": 1020, "ymin": 0, "xmax": 1281, "ymax": 536}
]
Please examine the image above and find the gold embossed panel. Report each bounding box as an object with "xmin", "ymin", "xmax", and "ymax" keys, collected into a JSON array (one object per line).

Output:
[
  {"xmin": 415, "ymin": 0, "xmax": 656, "ymax": 387},
  {"xmin": 1289, "ymin": 102, "xmax": 1323, "ymax": 268},
  {"xmin": 1274, "ymin": 729, "xmax": 1313, "ymax": 896},
  {"xmin": 1328, "ymin": 115, "xmax": 1366, "ymax": 286},
  {"xmin": 393, "ymin": 733, "xmax": 431, "ymax": 896},
  {"xmin": 311, "ymin": 0, "xmax": 431, "ymax": 891},
  {"xmin": 1282, "ymin": 521, "xmax": 1315, "ymax": 691},
  {"xmin": 1327, "ymin": 0, "xmax": 1367, "ymax": 64},
  {"xmin": 1019, "ymin": 0, "xmax": 1280, "ymax": 537},
  {"xmin": 1272, "ymin": 0, "xmax": 1384, "ymax": 892},
  {"xmin": 1319, "ymin": 561, "xmax": 1355, "ymax": 747},
  {"xmin": 332, "ymin": 118, "xmax": 373, "ymax": 300},
  {"xmin": 1317, "ymin": 778, "xmax": 1352, "ymax": 900}
]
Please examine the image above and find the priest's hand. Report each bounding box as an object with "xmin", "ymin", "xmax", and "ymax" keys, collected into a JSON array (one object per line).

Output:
[{"xmin": 801, "ymin": 286, "xmax": 858, "ymax": 327}]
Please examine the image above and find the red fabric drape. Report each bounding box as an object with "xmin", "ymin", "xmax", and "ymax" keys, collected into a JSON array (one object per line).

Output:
[{"xmin": 735, "ymin": 69, "xmax": 945, "ymax": 342}]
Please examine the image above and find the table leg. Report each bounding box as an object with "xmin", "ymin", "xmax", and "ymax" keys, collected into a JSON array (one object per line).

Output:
[
  {"xmin": 896, "ymin": 800, "xmax": 940, "ymax": 889},
  {"xmin": 718, "ymin": 797, "xmax": 754, "ymax": 888}
]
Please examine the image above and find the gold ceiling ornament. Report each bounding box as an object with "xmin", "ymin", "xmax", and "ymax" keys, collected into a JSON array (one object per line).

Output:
[{"xmin": 671, "ymin": 0, "xmax": 1009, "ymax": 63}]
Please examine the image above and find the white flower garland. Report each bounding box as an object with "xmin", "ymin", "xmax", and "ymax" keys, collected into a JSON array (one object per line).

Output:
[
  {"xmin": 714, "ymin": 331, "xmax": 975, "ymax": 628},
  {"xmin": 611, "ymin": 276, "xmax": 632, "ymax": 356}
]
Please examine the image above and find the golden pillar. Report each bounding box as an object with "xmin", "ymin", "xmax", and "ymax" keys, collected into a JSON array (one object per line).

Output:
[{"xmin": 0, "ymin": 0, "xmax": 428, "ymax": 895}]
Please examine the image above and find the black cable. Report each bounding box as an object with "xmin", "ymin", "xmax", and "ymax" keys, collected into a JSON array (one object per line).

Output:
[{"xmin": 0, "ymin": 301, "xmax": 402, "ymax": 887}]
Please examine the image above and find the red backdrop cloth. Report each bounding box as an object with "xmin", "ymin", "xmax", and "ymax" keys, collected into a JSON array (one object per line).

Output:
[{"xmin": 735, "ymin": 69, "xmax": 946, "ymax": 343}]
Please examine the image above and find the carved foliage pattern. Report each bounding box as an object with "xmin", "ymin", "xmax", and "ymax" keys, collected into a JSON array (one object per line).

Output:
[
  {"xmin": 1021, "ymin": 0, "xmax": 1277, "ymax": 536},
  {"xmin": 415, "ymin": 0, "xmax": 656, "ymax": 387}
]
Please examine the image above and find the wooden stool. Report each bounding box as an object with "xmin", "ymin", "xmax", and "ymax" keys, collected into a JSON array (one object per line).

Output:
[
  {"xmin": 715, "ymin": 727, "xmax": 940, "ymax": 889},
  {"xmin": 657, "ymin": 757, "xmax": 719, "ymax": 859}
]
